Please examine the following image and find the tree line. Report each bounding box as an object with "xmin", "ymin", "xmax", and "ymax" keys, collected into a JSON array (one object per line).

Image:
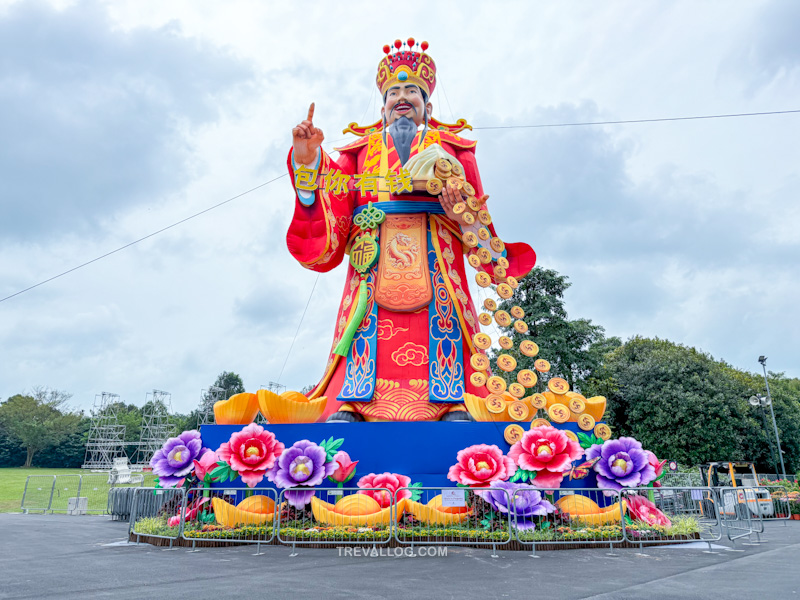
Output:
[{"xmin": 2, "ymin": 268, "xmax": 798, "ymax": 474}]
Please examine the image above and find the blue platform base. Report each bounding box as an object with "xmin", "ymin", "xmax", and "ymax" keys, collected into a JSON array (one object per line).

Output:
[{"xmin": 199, "ymin": 421, "xmax": 600, "ymax": 492}]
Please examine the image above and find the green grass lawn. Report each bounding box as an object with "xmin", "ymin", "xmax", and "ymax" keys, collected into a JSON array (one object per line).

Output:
[{"xmin": 0, "ymin": 468, "xmax": 157, "ymax": 513}]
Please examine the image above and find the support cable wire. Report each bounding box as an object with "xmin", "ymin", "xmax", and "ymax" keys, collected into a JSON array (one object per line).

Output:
[
  {"xmin": 276, "ymin": 273, "xmax": 320, "ymax": 385},
  {"xmin": 2, "ymin": 107, "xmax": 798, "ymax": 305}
]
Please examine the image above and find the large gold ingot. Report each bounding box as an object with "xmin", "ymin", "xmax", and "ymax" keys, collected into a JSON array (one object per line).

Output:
[
  {"xmin": 213, "ymin": 392, "xmax": 259, "ymax": 425},
  {"xmin": 256, "ymin": 389, "xmax": 326, "ymax": 423},
  {"xmin": 310, "ymin": 495, "xmax": 405, "ymax": 527},
  {"xmin": 406, "ymin": 495, "xmax": 472, "ymax": 525},
  {"xmin": 212, "ymin": 496, "xmax": 278, "ymax": 527}
]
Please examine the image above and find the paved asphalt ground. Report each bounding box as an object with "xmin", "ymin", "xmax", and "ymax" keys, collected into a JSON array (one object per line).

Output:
[{"xmin": 0, "ymin": 514, "xmax": 798, "ymax": 599}]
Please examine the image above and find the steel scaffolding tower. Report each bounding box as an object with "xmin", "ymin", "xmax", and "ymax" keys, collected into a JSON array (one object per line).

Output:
[
  {"xmin": 82, "ymin": 392, "xmax": 127, "ymax": 469},
  {"xmin": 132, "ymin": 390, "xmax": 175, "ymax": 466},
  {"xmin": 197, "ymin": 386, "xmax": 226, "ymax": 427}
]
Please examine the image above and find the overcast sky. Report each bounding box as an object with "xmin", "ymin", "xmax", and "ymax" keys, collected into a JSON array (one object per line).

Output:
[{"xmin": 1, "ymin": 0, "xmax": 798, "ymax": 414}]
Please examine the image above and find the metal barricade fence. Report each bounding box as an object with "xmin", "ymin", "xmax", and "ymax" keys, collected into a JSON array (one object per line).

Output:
[
  {"xmin": 620, "ymin": 487, "xmax": 722, "ymax": 552},
  {"xmin": 181, "ymin": 487, "xmax": 277, "ymax": 552},
  {"xmin": 511, "ymin": 487, "xmax": 623, "ymax": 556},
  {"xmin": 659, "ymin": 472, "xmax": 702, "ymax": 488},
  {"xmin": 716, "ymin": 486, "xmax": 761, "ymax": 542},
  {"xmin": 129, "ymin": 487, "xmax": 186, "ymax": 546},
  {"xmin": 48, "ymin": 474, "xmax": 82, "ymax": 513},
  {"xmin": 758, "ymin": 486, "xmax": 792, "ymax": 524},
  {"xmin": 277, "ymin": 487, "xmax": 396, "ymax": 553},
  {"xmin": 21, "ymin": 475, "xmax": 56, "ymax": 513},
  {"xmin": 74, "ymin": 474, "xmax": 113, "ymax": 514},
  {"xmin": 394, "ymin": 486, "xmax": 511, "ymax": 555}
]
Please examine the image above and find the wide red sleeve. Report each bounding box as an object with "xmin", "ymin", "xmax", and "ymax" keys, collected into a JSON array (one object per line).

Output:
[
  {"xmin": 454, "ymin": 144, "xmax": 536, "ymax": 281},
  {"xmin": 286, "ymin": 148, "xmax": 357, "ymax": 272}
]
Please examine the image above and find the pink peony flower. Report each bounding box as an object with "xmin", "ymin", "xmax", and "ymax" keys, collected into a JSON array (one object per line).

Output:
[
  {"xmin": 193, "ymin": 449, "xmax": 218, "ymax": 484},
  {"xmin": 216, "ymin": 424, "xmax": 285, "ymax": 487},
  {"xmin": 167, "ymin": 497, "xmax": 209, "ymax": 527},
  {"xmin": 447, "ymin": 444, "xmax": 516, "ymax": 488},
  {"xmin": 627, "ymin": 494, "xmax": 672, "ymax": 527},
  {"xmin": 357, "ymin": 472, "xmax": 411, "ymax": 508},
  {"xmin": 646, "ymin": 451, "xmax": 667, "ymax": 488},
  {"xmin": 508, "ymin": 426, "xmax": 583, "ymax": 489},
  {"xmin": 329, "ymin": 451, "xmax": 358, "ymax": 485}
]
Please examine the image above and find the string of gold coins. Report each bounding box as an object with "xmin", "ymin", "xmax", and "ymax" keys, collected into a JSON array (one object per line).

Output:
[{"xmin": 449, "ymin": 179, "xmax": 612, "ymax": 447}]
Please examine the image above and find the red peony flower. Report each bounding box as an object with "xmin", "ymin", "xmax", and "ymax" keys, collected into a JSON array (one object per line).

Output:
[
  {"xmin": 508, "ymin": 425, "xmax": 583, "ymax": 488},
  {"xmin": 627, "ymin": 494, "xmax": 672, "ymax": 527},
  {"xmin": 447, "ymin": 444, "xmax": 516, "ymax": 488},
  {"xmin": 329, "ymin": 451, "xmax": 358, "ymax": 484},
  {"xmin": 646, "ymin": 451, "xmax": 667, "ymax": 488},
  {"xmin": 357, "ymin": 472, "xmax": 411, "ymax": 508},
  {"xmin": 216, "ymin": 424, "xmax": 285, "ymax": 487}
]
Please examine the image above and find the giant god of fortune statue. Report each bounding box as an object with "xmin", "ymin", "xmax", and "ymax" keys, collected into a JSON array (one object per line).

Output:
[{"xmin": 288, "ymin": 39, "xmax": 536, "ymax": 423}]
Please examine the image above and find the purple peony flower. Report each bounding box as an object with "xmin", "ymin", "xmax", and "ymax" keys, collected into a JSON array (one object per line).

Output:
[
  {"xmin": 150, "ymin": 430, "xmax": 208, "ymax": 488},
  {"xmin": 267, "ymin": 440, "xmax": 337, "ymax": 508},
  {"xmin": 478, "ymin": 482, "xmax": 555, "ymax": 530},
  {"xmin": 587, "ymin": 437, "xmax": 656, "ymax": 491}
]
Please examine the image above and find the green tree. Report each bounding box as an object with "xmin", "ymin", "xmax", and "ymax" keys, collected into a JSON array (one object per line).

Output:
[
  {"xmin": 492, "ymin": 267, "xmax": 620, "ymax": 391},
  {"xmin": 585, "ymin": 338, "xmax": 800, "ymax": 473},
  {"xmin": 208, "ymin": 371, "xmax": 245, "ymax": 400},
  {"xmin": 0, "ymin": 388, "xmax": 83, "ymax": 467}
]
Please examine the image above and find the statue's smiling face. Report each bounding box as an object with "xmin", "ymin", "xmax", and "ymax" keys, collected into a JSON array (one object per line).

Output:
[{"xmin": 382, "ymin": 83, "xmax": 431, "ymax": 126}]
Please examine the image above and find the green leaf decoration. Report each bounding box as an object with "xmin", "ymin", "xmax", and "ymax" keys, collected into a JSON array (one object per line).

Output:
[
  {"xmin": 540, "ymin": 521, "xmax": 551, "ymax": 530},
  {"xmin": 408, "ymin": 481, "xmax": 423, "ymax": 502},
  {"xmin": 210, "ymin": 462, "xmax": 239, "ymax": 484},
  {"xmin": 319, "ymin": 437, "xmax": 345, "ymax": 462},
  {"xmin": 624, "ymin": 515, "xmax": 634, "ymax": 526},
  {"xmin": 510, "ymin": 468, "xmax": 538, "ymax": 483},
  {"xmin": 576, "ymin": 431, "xmax": 604, "ymax": 449}
]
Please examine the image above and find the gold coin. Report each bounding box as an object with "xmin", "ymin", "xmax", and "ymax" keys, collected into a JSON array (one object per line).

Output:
[
  {"xmin": 435, "ymin": 158, "xmax": 451, "ymax": 172},
  {"xmin": 510, "ymin": 306, "xmax": 525, "ymax": 319},
  {"xmin": 490, "ymin": 237, "xmax": 505, "ymax": 253},
  {"xmin": 497, "ymin": 256, "xmax": 509, "ymax": 269},
  {"xmin": 493, "ymin": 265, "xmax": 507, "ymax": 279},
  {"xmin": 478, "ymin": 312, "xmax": 493, "ymax": 326},
  {"xmin": 519, "ymin": 340, "xmax": 539, "ymax": 357},
  {"xmin": 478, "ymin": 210, "xmax": 492, "ymax": 226},
  {"xmin": 497, "ymin": 283, "xmax": 513, "ymax": 299},
  {"xmin": 483, "ymin": 298, "xmax": 497, "ymax": 311},
  {"xmin": 453, "ymin": 202, "xmax": 467, "ymax": 215},
  {"xmin": 486, "ymin": 376, "xmax": 507, "ymax": 394},
  {"xmin": 594, "ymin": 423, "xmax": 612, "ymax": 440},
  {"xmin": 450, "ymin": 163, "xmax": 464, "ymax": 177},
  {"xmin": 468, "ymin": 254, "xmax": 482, "ymax": 269},
  {"xmin": 497, "ymin": 354, "xmax": 517, "ymax": 372},
  {"xmin": 529, "ymin": 393, "xmax": 547, "ymax": 409},
  {"xmin": 508, "ymin": 401, "xmax": 529, "ymax": 421},
  {"xmin": 447, "ymin": 177, "xmax": 463, "ymax": 190},
  {"xmin": 548, "ymin": 403, "xmax": 570, "ymax": 423},
  {"xmin": 461, "ymin": 212, "xmax": 475, "ymax": 225},
  {"xmin": 530, "ymin": 417, "xmax": 551, "ymax": 429},
  {"xmin": 548, "ymin": 377, "xmax": 569, "ymax": 394},
  {"xmin": 578, "ymin": 414, "xmax": 596, "ymax": 431},
  {"xmin": 513, "ymin": 320, "xmax": 529, "ymax": 334},
  {"xmin": 467, "ymin": 196, "xmax": 481, "ymax": 211},
  {"xmin": 508, "ymin": 383, "xmax": 526, "ymax": 398},
  {"xmin": 504, "ymin": 423, "xmax": 524, "ymax": 445},
  {"xmin": 517, "ymin": 369, "xmax": 538, "ymax": 388},
  {"xmin": 506, "ymin": 275, "xmax": 519, "ymax": 289},
  {"xmin": 477, "ymin": 227, "xmax": 491, "ymax": 241},
  {"xmin": 534, "ymin": 359, "xmax": 551, "ymax": 372},
  {"xmin": 472, "ymin": 332, "xmax": 492, "ymax": 350},
  {"xmin": 470, "ymin": 353, "xmax": 490, "ymax": 371},
  {"xmin": 477, "ymin": 248, "xmax": 493, "ymax": 264},
  {"xmin": 469, "ymin": 371, "xmax": 487, "ymax": 387},
  {"xmin": 564, "ymin": 430, "xmax": 579, "ymax": 443},
  {"xmin": 498, "ymin": 335, "xmax": 514, "ymax": 350},
  {"xmin": 486, "ymin": 394, "xmax": 506, "ymax": 414},
  {"xmin": 475, "ymin": 272, "xmax": 492, "ymax": 287},
  {"xmin": 462, "ymin": 232, "xmax": 479, "ymax": 248},
  {"xmin": 568, "ymin": 397, "xmax": 586, "ymax": 414},
  {"xmin": 426, "ymin": 178, "xmax": 443, "ymax": 194},
  {"xmin": 462, "ymin": 181, "xmax": 475, "ymax": 196},
  {"xmin": 494, "ymin": 310, "xmax": 511, "ymax": 327}
]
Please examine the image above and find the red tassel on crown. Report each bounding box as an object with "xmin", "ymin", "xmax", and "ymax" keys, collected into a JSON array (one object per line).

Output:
[{"xmin": 376, "ymin": 38, "xmax": 436, "ymax": 96}]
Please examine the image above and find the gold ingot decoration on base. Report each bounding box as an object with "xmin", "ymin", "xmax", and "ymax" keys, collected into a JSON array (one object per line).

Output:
[
  {"xmin": 214, "ymin": 392, "xmax": 259, "ymax": 425},
  {"xmin": 256, "ymin": 389, "xmax": 326, "ymax": 424},
  {"xmin": 463, "ymin": 393, "xmax": 495, "ymax": 422}
]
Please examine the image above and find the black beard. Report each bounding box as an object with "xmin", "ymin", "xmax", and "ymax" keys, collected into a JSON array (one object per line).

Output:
[{"xmin": 388, "ymin": 116, "xmax": 417, "ymax": 166}]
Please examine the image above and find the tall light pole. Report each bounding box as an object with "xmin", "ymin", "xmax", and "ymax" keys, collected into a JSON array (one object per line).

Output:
[{"xmin": 758, "ymin": 356, "xmax": 786, "ymax": 478}]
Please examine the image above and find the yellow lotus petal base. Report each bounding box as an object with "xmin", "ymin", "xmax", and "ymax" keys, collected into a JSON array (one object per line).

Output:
[
  {"xmin": 213, "ymin": 392, "xmax": 259, "ymax": 425},
  {"xmin": 256, "ymin": 389, "xmax": 327, "ymax": 423}
]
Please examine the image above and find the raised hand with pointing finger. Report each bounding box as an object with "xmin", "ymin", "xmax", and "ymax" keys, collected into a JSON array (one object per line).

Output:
[{"xmin": 292, "ymin": 102, "xmax": 324, "ymax": 165}]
